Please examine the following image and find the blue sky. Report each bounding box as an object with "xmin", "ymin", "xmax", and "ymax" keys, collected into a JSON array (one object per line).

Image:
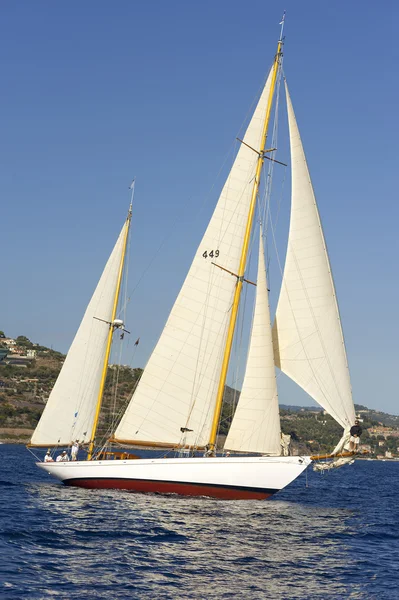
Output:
[{"xmin": 1, "ymin": 1, "xmax": 398, "ymax": 413}]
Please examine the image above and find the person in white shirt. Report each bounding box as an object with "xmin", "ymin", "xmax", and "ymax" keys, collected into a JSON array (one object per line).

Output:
[
  {"xmin": 56, "ymin": 451, "xmax": 69, "ymax": 462},
  {"xmin": 71, "ymin": 440, "xmax": 79, "ymax": 461},
  {"xmin": 44, "ymin": 450, "xmax": 54, "ymax": 463}
]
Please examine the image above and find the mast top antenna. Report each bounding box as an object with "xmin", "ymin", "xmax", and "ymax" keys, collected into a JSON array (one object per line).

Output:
[{"xmin": 279, "ymin": 11, "xmax": 286, "ymax": 41}]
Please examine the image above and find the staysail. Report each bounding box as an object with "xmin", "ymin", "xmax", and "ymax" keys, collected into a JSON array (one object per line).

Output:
[
  {"xmin": 272, "ymin": 82, "xmax": 355, "ymax": 429},
  {"xmin": 30, "ymin": 223, "xmax": 128, "ymax": 446},
  {"xmin": 115, "ymin": 69, "xmax": 275, "ymax": 448},
  {"xmin": 224, "ymin": 229, "xmax": 281, "ymax": 454}
]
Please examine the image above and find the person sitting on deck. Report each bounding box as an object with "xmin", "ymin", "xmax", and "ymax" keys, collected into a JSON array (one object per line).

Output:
[
  {"xmin": 44, "ymin": 450, "xmax": 54, "ymax": 463},
  {"xmin": 56, "ymin": 451, "xmax": 70, "ymax": 462},
  {"xmin": 349, "ymin": 420, "xmax": 362, "ymax": 452}
]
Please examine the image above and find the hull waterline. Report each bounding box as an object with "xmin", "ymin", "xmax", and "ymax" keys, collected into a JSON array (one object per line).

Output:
[{"xmin": 37, "ymin": 455, "xmax": 311, "ymax": 500}]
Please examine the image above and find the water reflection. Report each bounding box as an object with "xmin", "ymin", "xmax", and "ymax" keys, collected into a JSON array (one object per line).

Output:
[{"xmin": 13, "ymin": 484, "xmax": 360, "ymax": 599}]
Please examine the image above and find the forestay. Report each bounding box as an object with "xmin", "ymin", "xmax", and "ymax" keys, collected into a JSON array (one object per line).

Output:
[
  {"xmin": 225, "ymin": 230, "xmax": 281, "ymax": 455},
  {"xmin": 30, "ymin": 223, "xmax": 128, "ymax": 446},
  {"xmin": 272, "ymin": 82, "xmax": 355, "ymax": 429},
  {"xmin": 115, "ymin": 69, "xmax": 275, "ymax": 448}
]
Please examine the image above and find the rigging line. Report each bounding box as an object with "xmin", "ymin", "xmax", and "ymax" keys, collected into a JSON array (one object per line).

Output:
[
  {"xmin": 127, "ymin": 342, "xmax": 140, "ymax": 369},
  {"xmin": 117, "ymin": 217, "xmax": 131, "ymax": 322},
  {"xmin": 137, "ymin": 250, "xmax": 224, "ymax": 443},
  {"xmin": 226, "ymin": 191, "xmax": 259, "ymax": 370},
  {"xmin": 230, "ymin": 215, "xmax": 257, "ymax": 401},
  {"xmin": 72, "ymin": 243, "xmax": 126, "ymax": 440},
  {"xmin": 272, "ymin": 68, "xmax": 288, "ymax": 230},
  {"xmin": 127, "ymin": 91, "xmax": 277, "ymax": 443},
  {"xmin": 227, "ymin": 232, "xmax": 280, "ymax": 453},
  {"xmin": 259, "ymin": 159, "xmax": 277, "ymax": 281},
  {"xmin": 118, "ymin": 206, "xmax": 186, "ymax": 315},
  {"xmin": 261, "ymin": 58, "xmax": 283, "ymax": 237},
  {"xmin": 105, "ymin": 386, "xmax": 134, "ymax": 440},
  {"xmin": 189, "ymin": 184, "xmax": 260, "ymax": 428},
  {"xmin": 109, "ymin": 228, "xmax": 131, "ymax": 433},
  {"xmin": 110, "ymin": 365, "xmax": 118, "ymax": 433},
  {"xmin": 225, "ymin": 202, "xmax": 268, "ymax": 431},
  {"xmin": 208, "ymin": 61, "xmax": 280, "ymax": 255},
  {"xmin": 209, "ymin": 59, "xmax": 277, "ymax": 254},
  {"xmin": 263, "ymin": 50, "xmax": 283, "ymax": 214},
  {"xmin": 273, "ymin": 162, "xmax": 287, "ymax": 229},
  {"xmin": 183, "ymin": 186, "xmax": 261, "ymax": 439},
  {"xmin": 71, "ymin": 324, "xmax": 109, "ymax": 443},
  {"xmin": 191, "ymin": 305, "xmax": 237, "ymax": 449},
  {"xmin": 258, "ymin": 153, "xmax": 277, "ymax": 292},
  {"xmin": 193, "ymin": 301, "xmax": 238, "ymax": 449},
  {"xmin": 120, "ymin": 69, "xmax": 282, "ymax": 446},
  {"xmin": 219, "ymin": 208, "xmax": 260, "ymax": 448},
  {"xmin": 119, "ymin": 73, "xmax": 274, "ymax": 315},
  {"xmin": 236, "ymin": 59, "xmax": 277, "ymax": 141},
  {"xmin": 214, "ymin": 66, "xmax": 277, "ymax": 253},
  {"xmin": 183, "ymin": 270, "xmax": 217, "ymax": 432},
  {"xmin": 110, "ymin": 338, "xmax": 125, "ymax": 433},
  {"xmin": 72, "ymin": 308, "xmax": 96, "ymax": 424},
  {"xmin": 227, "ymin": 254, "xmax": 250, "ymax": 430},
  {"xmin": 120, "ymin": 319, "xmax": 220, "ymax": 446}
]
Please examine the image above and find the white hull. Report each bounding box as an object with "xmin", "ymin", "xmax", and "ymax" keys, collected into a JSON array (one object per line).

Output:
[{"xmin": 38, "ymin": 455, "xmax": 311, "ymax": 500}]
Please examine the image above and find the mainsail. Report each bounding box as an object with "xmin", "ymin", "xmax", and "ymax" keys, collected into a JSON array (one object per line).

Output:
[
  {"xmin": 272, "ymin": 82, "xmax": 355, "ymax": 430},
  {"xmin": 30, "ymin": 223, "xmax": 128, "ymax": 446},
  {"xmin": 224, "ymin": 230, "xmax": 281, "ymax": 454},
  {"xmin": 115, "ymin": 69, "xmax": 276, "ymax": 448}
]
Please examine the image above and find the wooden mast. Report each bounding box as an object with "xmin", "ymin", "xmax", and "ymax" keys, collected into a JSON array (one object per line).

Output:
[
  {"xmin": 207, "ymin": 31, "xmax": 284, "ymax": 453},
  {"xmin": 87, "ymin": 201, "xmax": 132, "ymax": 460}
]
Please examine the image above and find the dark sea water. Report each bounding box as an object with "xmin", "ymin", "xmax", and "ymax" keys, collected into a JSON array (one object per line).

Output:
[{"xmin": 0, "ymin": 445, "xmax": 398, "ymax": 599}]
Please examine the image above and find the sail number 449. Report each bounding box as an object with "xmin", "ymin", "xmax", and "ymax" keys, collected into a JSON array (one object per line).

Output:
[{"xmin": 202, "ymin": 250, "xmax": 219, "ymax": 259}]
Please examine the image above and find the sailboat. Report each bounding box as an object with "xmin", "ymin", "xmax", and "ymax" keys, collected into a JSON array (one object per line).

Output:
[{"xmin": 30, "ymin": 23, "xmax": 357, "ymax": 500}]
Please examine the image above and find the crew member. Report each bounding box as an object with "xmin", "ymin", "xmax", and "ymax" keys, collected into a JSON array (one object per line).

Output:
[
  {"xmin": 44, "ymin": 450, "xmax": 54, "ymax": 463},
  {"xmin": 56, "ymin": 451, "xmax": 70, "ymax": 462},
  {"xmin": 71, "ymin": 440, "xmax": 79, "ymax": 461},
  {"xmin": 349, "ymin": 420, "xmax": 362, "ymax": 452}
]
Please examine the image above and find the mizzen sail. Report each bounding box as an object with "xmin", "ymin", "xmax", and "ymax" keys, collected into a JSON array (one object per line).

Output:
[
  {"xmin": 31, "ymin": 223, "xmax": 128, "ymax": 446},
  {"xmin": 272, "ymin": 82, "xmax": 355, "ymax": 429},
  {"xmin": 225, "ymin": 230, "xmax": 281, "ymax": 455},
  {"xmin": 115, "ymin": 69, "xmax": 275, "ymax": 448}
]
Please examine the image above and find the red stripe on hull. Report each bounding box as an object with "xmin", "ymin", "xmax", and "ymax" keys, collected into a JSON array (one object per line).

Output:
[{"xmin": 64, "ymin": 478, "xmax": 275, "ymax": 500}]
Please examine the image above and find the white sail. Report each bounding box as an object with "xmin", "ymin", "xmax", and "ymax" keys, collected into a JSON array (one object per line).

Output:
[
  {"xmin": 225, "ymin": 230, "xmax": 281, "ymax": 454},
  {"xmin": 272, "ymin": 83, "xmax": 355, "ymax": 429},
  {"xmin": 115, "ymin": 69, "xmax": 275, "ymax": 448},
  {"xmin": 31, "ymin": 223, "xmax": 128, "ymax": 446}
]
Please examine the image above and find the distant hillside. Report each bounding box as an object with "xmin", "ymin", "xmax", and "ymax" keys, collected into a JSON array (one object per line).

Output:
[
  {"xmin": 1, "ymin": 332, "xmax": 398, "ymax": 455},
  {"xmin": 0, "ymin": 332, "xmax": 142, "ymax": 442}
]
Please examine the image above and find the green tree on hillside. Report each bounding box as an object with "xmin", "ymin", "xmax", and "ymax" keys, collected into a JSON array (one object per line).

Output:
[{"xmin": 16, "ymin": 336, "xmax": 32, "ymax": 347}]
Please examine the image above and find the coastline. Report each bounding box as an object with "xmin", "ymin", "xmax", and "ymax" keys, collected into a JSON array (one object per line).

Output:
[{"xmin": 0, "ymin": 427, "xmax": 33, "ymax": 444}]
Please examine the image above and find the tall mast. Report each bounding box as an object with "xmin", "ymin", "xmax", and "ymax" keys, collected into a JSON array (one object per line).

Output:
[
  {"xmin": 87, "ymin": 197, "xmax": 133, "ymax": 460},
  {"xmin": 207, "ymin": 31, "xmax": 284, "ymax": 453}
]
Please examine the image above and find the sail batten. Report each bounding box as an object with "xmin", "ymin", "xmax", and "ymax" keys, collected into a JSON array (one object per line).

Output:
[
  {"xmin": 115, "ymin": 69, "xmax": 276, "ymax": 448},
  {"xmin": 225, "ymin": 230, "xmax": 281, "ymax": 455},
  {"xmin": 30, "ymin": 223, "xmax": 128, "ymax": 447},
  {"xmin": 272, "ymin": 82, "xmax": 355, "ymax": 429}
]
